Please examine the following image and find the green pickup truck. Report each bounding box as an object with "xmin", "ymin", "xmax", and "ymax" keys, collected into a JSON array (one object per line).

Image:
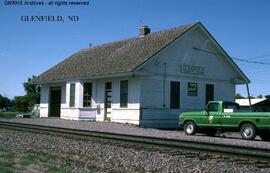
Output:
[{"xmin": 179, "ymin": 101, "xmax": 270, "ymax": 140}]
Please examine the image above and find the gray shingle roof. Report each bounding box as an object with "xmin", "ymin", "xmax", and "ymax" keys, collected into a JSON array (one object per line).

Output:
[{"xmin": 31, "ymin": 23, "xmax": 196, "ymax": 84}]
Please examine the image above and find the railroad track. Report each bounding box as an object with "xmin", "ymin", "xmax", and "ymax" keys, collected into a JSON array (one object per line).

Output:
[{"xmin": 0, "ymin": 120, "xmax": 270, "ymax": 161}]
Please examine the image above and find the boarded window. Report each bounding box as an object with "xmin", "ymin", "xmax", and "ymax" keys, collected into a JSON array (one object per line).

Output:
[
  {"xmin": 83, "ymin": 83, "xmax": 92, "ymax": 107},
  {"xmin": 120, "ymin": 80, "xmax": 128, "ymax": 108},
  {"xmin": 69, "ymin": 83, "xmax": 75, "ymax": 107},
  {"xmin": 188, "ymin": 83, "xmax": 198, "ymax": 96},
  {"xmin": 170, "ymin": 81, "xmax": 180, "ymax": 109}
]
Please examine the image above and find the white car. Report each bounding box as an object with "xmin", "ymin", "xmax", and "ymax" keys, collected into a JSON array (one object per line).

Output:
[{"xmin": 16, "ymin": 104, "xmax": 40, "ymax": 118}]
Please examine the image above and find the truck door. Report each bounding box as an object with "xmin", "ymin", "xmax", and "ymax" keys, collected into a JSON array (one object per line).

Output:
[
  {"xmin": 201, "ymin": 102, "xmax": 221, "ymax": 127},
  {"xmin": 221, "ymin": 102, "xmax": 240, "ymax": 128}
]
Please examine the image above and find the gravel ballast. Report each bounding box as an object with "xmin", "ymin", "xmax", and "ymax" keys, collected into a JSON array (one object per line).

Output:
[
  {"xmin": 3, "ymin": 118, "xmax": 270, "ymax": 149},
  {"xmin": 1, "ymin": 127, "xmax": 270, "ymax": 173}
]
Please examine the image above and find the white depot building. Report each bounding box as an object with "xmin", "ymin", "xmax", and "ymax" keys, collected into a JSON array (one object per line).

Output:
[{"xmin": 31, "ymin": 22, "xmax": 250, "ymax": 128}]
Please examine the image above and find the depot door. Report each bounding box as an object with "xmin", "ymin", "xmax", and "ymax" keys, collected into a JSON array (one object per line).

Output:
[
  {"xmin": 205, "ymin": 84, "xmax": 214, "ymax": 105},
  {"xmin": 49, "ymin": 87, "xmax": 61, "ymax": 117}
]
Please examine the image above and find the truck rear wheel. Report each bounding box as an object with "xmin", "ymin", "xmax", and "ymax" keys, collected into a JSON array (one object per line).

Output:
[
  {"xmin": 184, "ymin": 121, "xmax": 196, "ymax": 135},
  {"xmin": 240, "ymin": 123, "xmax": 256, "ymax": 140}
]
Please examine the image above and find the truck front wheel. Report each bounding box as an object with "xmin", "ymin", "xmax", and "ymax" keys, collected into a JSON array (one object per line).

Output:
[
  {"xmin": 184, "ymin": 121, "xmax": 197, "ymax": 135},
  {"xmin": 240, "ymin": 123, "xmax": 256, "ymax": 140}
]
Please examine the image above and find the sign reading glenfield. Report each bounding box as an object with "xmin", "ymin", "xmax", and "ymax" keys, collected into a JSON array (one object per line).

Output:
[{"xmin": 180, "ymin": 65, "xmax": 205, "ymax": 75}]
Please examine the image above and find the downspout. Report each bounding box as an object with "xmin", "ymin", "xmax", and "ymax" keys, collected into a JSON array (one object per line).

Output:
[
  {"xmin": 163, "ymin": 62, "xmax": 167, "ymax": 107},
  {"xmin": 246, "ymin": 84, "xmax": 252, "ymax": 112}
]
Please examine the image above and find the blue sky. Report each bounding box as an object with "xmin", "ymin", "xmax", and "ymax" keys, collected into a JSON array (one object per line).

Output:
[{"xmin": 0, "ymin": 0, "xmax": 269, "ymax": 99}]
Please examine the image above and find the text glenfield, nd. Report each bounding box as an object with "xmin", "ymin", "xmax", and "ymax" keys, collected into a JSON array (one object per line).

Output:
[{"xmin": 21, "ymin": 15, "xmax": 79, "ymax": 22}]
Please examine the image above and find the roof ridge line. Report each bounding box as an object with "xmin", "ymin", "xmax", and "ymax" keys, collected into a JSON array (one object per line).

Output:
[{"xmin": 80, "ymin": 22, "xmax": 197, "ymax": 51}]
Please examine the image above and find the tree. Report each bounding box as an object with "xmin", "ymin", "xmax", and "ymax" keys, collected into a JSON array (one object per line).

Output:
[
  {"xmin": 247, "ymin": 95, "xmax": 255, "ymax": 99},
  {"xmin": 235, "ymin": 93, "xmax": 245, "ymax": 99},
  {"xmin": 0, "ymin": 95, "xmax": 11, "ymax": 109},
  {"xmin": 23, "ymin": 75, "xmax": 40, "ymax": 106},
  {"xmin": 265, "ymin": 95, "xmax": 270, "ymax": 99},
  {"xmin": 13, "ymin": 96, "xmax": 29, "ymax": 112},
  {"xmin": 257, "ymin": 95, "xmax": 263, "ymax": 99},
  {"xmin": 23, "ymin": 76, "xmax": 40, "ymax": 95},
  {"xmin": 13, "ymin": 76, "xmax": 40, "ymax": 112}
]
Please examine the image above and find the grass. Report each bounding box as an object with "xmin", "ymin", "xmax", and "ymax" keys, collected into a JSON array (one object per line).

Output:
[
  {"xmin": 0, "ymin": 112, "xmax": 22, "ymax": 119},
  {"xmin": 0, "ymin": 148, "xmax": 75, "ymax": 173},
  {"xmin": 20, "ymin": 153, "xmax": 43, "ymax": 166},
  {"xmin": 0, "ymin": 148, "xmax": 16, "ymax": 173},
  {"xmin": 20, "ymin": 152, "xmax": 73, "ymax": 173}
]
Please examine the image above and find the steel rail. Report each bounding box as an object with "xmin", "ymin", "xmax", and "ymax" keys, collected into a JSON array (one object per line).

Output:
[{"xmin": 0, "ymin": 120, "xmax": 270, "ymax": 160}]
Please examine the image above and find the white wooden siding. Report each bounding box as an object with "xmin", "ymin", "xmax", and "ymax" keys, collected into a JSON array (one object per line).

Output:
[{"xmin": 40, "ymin": 85, "xmax": 49, "ymax": 117}]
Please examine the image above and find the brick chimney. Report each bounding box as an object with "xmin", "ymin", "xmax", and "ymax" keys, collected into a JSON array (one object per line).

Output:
[{"xmin": 139, "ymin": 26, "xmax": 150, "ymax": 37}]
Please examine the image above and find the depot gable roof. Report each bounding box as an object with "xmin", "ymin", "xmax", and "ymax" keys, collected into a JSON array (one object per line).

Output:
[{"xmin": 31, "ymin": 22, "xmax": 250, "ymax": 84}]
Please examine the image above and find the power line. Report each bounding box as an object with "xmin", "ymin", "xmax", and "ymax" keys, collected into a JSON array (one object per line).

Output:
[
  {"xmin": 232, "ymin": 57, "xmax": 270, "ymax": 65},
  {"xmin": 245, "ymin": 54, "xmax": 270, "ymax": 60},
  {"xmin": 193, "ymin": 47, "xmax": 270, "ymax": 66}
]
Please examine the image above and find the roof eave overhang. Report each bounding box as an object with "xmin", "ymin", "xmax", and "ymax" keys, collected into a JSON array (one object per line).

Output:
[{"xmin": 31, "ymin": 72, "xmax": 138, "ymax": 85}]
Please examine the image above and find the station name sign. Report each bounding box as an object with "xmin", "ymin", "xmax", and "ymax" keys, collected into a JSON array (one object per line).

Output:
[{"xmin": 180, "ymin": 65, "xmax": 205, "ymax": 75}]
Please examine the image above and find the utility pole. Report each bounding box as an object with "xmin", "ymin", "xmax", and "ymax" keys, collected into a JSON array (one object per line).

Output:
[{"xmin": 246, "ymin": 84, "xmax": 252, "ymax": 112}]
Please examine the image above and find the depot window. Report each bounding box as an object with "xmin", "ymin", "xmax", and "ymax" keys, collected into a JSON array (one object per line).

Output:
[
  {"xmin": 69, "ymin": 83, "xmax": 75, "ymax": 107},
  {"xmin": 120, "ymin": 80, "xmax": 128, "ymax": 108},
  {"xmin": 188, "ymin": 83, "xmax": 198, "ymax": 96},
  {"xmin": 83, "ymin": 83, "xmax": 92, "ymax": 107}
]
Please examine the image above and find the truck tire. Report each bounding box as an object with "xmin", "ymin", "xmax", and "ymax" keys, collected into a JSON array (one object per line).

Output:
[
  {"xmin": 240, "ymin": 123, "xmax": 256, "ymax": 140},
  {"xmin": 184, "ymin": 121, "xmax": 197, "ymax": 135}
]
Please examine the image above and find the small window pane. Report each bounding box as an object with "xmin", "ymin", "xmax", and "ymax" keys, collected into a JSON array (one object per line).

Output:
[
  {"xmin": 69, "ymin": 83, "xmax": 75, "ymax": 107},
  {"xmin": 83, "ymin": 83, "xmax": 92, "ymax": 107},
  {"xmin": 120, "ymin": 80, "xmax": 128, "ymax": 108},
  {"xmin": 188, "ymin": 83, "xmax": 197, "ymax": 96}
]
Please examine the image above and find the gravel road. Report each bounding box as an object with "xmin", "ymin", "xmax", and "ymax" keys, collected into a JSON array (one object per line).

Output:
[{"xmin": 0, "ymin": 128, "xmax": 270, "ymax": 173}]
